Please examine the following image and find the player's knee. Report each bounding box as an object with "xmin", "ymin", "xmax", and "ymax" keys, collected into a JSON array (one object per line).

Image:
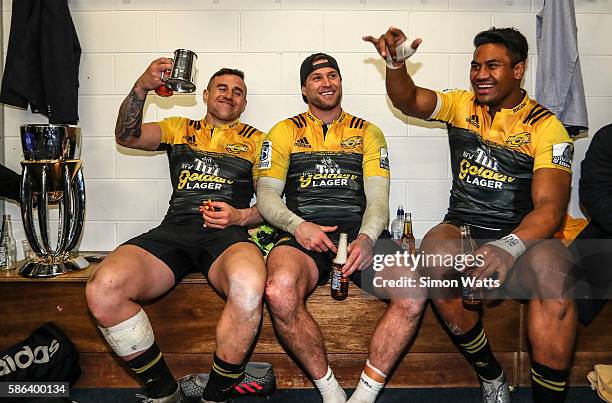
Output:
[
  {"xmin": 265, "ymin": 274, "xmax": 301, "ymax": 319},
  {"xmin": 389, "ymin": 297, "xmax": 426, "ymax": 322},
  {"xmin": 86, "ymin": 264, "xmax": 131, "ymax": 321},
  {"xmin": 227, "ymin": 275, "xmax": 264, "ymax": 315}
]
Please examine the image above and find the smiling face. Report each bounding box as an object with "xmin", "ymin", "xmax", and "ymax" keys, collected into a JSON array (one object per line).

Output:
[
  {"xmin": 470, "ymin": 43, "xmax": 525, "ymax": 111},
  {"xmin": 204, "ymin": 74, "xmax": 247, "ymax": 125},
  {"xmin": 301, "ymin": 61, "xmax": 343, "ymax": 112}
]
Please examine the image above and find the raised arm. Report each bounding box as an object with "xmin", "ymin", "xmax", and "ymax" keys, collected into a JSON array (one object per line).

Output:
[
  {"xmin": 363, "ymin": 27, "xmax": 438, "ymax": 120},
  {"xmin": 115, "ymin": 58, "xmax": 173, "ymax": 151}
]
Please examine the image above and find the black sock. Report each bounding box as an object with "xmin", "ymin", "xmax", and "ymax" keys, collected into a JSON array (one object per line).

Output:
[
  {"xmin": 201, "ymin": 353, "xmax": 245, "ymax": 401},
  {"xmin": 531, "ymin": 361, "xmax": 569, "ymax": 403},
  {"xmin": 449, "ymin": 321, "xmax": 503, "ymax": 381},
  {"xmin": 127, "ymin": 342, "xmax": 177, "ymax": 398}
]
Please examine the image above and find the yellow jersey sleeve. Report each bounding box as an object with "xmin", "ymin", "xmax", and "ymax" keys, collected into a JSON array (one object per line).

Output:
[
  {"xmin": 157, "ymin": 116, "xmax": 187, "ymax": 144},
  {"xmin": 258, "ymin": 120, "xmax": 294, "ymax": 182},
  {"xmin": 431, "ymin": 89, "xmax": 472, "ymax": 125},
  {"xmin": 532, "ymin": 116, "xmax": 573, "ymax": 174},
  {"xmin": 363, "ymin": 123, "xmax": 390, "ymax": 178}
]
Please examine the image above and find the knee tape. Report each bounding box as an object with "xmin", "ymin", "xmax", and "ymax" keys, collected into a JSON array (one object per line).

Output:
[{"xmin": 98, "ymin": 308, "xmax": 155, "ymax": 357}]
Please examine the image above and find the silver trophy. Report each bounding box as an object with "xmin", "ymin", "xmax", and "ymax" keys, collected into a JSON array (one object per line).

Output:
[{"xmin": 18, "ymin": 124, "xmax": 87, "ymax": 277}]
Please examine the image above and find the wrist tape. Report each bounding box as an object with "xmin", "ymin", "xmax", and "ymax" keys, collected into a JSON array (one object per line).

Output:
[
  {"xmin": 386, "ymin": 40, "xmax": 417, "ymax": 69},
  {"xmin": 485, "ymin": 234, "xmax": 526, "ymax": 260}
]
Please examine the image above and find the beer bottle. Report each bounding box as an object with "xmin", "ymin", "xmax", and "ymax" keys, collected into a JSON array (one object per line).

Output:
[
  {"xmin": 400, "ymin": 212, "xmax": 416, "ymax": 255},
  {"xmin": 331, "ymin": 233, "xmax": 349, "ymax": 301},
  {"xmin": 0, "ymin": 215, "xmax": 17, "ymax": 270},
  {"xmin": 459, "ymin": 225, "xmax": 480, "ymax": 307}
]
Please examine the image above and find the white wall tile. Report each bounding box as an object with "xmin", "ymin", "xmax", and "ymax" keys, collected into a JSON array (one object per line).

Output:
[
  {"xmin": 575, "ymin": 0, "xmax": 612, "ymax": 13},
  {"xmin": 72, "ymin": 12, "xmax": 155, "ymax": 53},
  {"xmin": 241, "ymin": 95, "xmax": 305, "ymax": 133},
  {"xmin": 115, "ymin": 0, "xmax": 280, "ymax": 10},
  {"xmin": 2, "ymin": 137, "xmax": 21, "ymax": 172},
  {"xmin": 242, "ymin": 11, "xmax": 323, "ymax": 52},
  {"xmin": 281, "ymin": 53, "xmax": 313, "ymax": 94},
  {"xmin": 69, "ymin": 0, "xmax": 115, "ymax": 11},
  {"xmin": 531, "ymin": 0, "xmax": 544, "ymax": 12},
  {"xmin": 450, "ymin": 0, "xmax": 531, "ymax": 12},
  {"xmin": 364, "ymin": 0, "xmax": 449, "ymax": 11},
  {"xmin": 154, "ymin": 12, "xmax": 240, "ymax": 52},
  {"xmin": 585, "ymin": 97, "xmax": 612, "ymax": 136},
  {"xmin": 581, "ymin": 56, "xmax": 612, "ymax": 96},
  {"xmin": 571, "ymin": 135, "xmax": 590, "ymax": 180},
  {"xmin": 155, "ymin": 94, "xmax": 205, "ymax": 121},
  {"xmin": 81, "ymin": 137, "xmax": 115, "ymax": 179},
  {"xmin": 407, "ymin": 180, "xmax": 451, "ymax": 221},
  {"xmin": 114, "ymin": 53, "xmax": 158, "ymax": 95},
  {"xmin": 85, "ymin": 180, "xmax": 156, "ymax": 221},
  {"xmin": 386, "ymin": 137, "xmax": 449, "ymax": 179},
  {"xmin": 3, "ymin": 11, "xmax": 10, "ymax": 52},
  {"xmin": 406, "ymin": 117, "xmax": 447, "ymax": 137},
  {"xmin": 282, "ymin": 0, "xmax": 364, "ymax": 10},
  {"xmin": 324, "ymin": 11, "xmax": 409, "ymax": 52},
  {"xmin": 342, "ymin": 95, "xmax": 410, "ymax": 138},
  {"xmin": 409, "ymin": 12, "xmax": 491, "ymax": 53},
  {"xmin": 491, "ymin": 13, "xmax": 537, "ymax": 53},
  {"xmin": 193, "ymin": 53, "xmax": 283, "ymax": 95},
  {"xmin": 412, "ymin": 220, "xmax": 440, "ymax": 239},
  {"xmin": 156, "ymin": 180, "xmax": 173, "ymax": 220},
  {"xmin": 3, "ymin": 106, "xmax": 48, "ymax": 137},
  {"xmin": 80, "ymin": 54, "xmax": 115, "ymax": 95},
  {"xmin": 389, "ymin": 180, "xmax": 407, "ymax": 226},
  {"xmin": 577, "ymin": 14, "xmax": 612, "ymax": 56},
  {"xmin": 115, "ymin": 146, "xmax": 170, "ymax": 179},
  {"xmin": 78, "ymin": 96, "xmax": 121, "ymax": 137},
  {"xmin": 78, "ymin": 221, "xmax": 116, "ymax": 252},
  {"xmin": 116, "ymin": 221, "xmax": 158, "ymax": 245},
  {"xmin": 2, "ymin": 0, "xmax": 10, "ymax": 11}
]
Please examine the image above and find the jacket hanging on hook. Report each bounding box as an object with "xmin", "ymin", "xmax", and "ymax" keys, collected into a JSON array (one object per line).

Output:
[{"xmin": 0, "ymin": 0, "xmax": 81, "ymax": 124}]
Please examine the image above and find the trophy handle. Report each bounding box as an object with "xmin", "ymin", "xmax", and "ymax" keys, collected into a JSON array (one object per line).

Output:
[
  {"xmin": 65, "ymin": 167, "xmax": 85, "ymax": 252},
  {"xmin": 36, "ymin": 165, "xmax": 53, "ymax": 253},
  {"xmin": 20, "ymin": 166, "xmax": 45, "ymax": 256},
  {"xmin": 54, "ymin": 164, "xmax": 73, "ymax": 254}
]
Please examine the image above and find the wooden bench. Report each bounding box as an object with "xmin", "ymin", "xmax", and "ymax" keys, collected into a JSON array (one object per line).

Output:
[{"xmin": 0, "ymin": 263, "xmax": 609, "ymax": 389}]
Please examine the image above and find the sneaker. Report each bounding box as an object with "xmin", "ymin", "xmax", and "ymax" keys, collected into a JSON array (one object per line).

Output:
[
  {"xmin": 232, "ymin": 362, "xmax": 277, "ymax": 398},
  {"xmin": 480, "ymin": 373, "xmax": 511, "ymax": 403},
  {"xmin": 136, "ymin": 385, "xmax": 184, "ymax": 402},
  {"xmin": 179, "ymin": 362, "xmax": 276, "ymax": 402}
]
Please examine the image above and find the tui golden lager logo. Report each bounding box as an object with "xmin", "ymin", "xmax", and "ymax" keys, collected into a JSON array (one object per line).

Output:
[
  {"xmin": 225, "ymin": 144, "xmax": 249, "ymax": 154},
  {"xmin": 505, "ymin": 132, "xmax": 530, "ymax": 148},
  {"xmin": 341, "ymin": 136, "xmax": 363, "ymax": 149}
]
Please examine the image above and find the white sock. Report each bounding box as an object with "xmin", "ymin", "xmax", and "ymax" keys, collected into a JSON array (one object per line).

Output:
[
  {"xmin": 348, "ymin": 361, "xmax": 385, "ymax": 403},
  {"xmin": 313, "ymin": 366, "xmax": 347, "ymax": 403}
]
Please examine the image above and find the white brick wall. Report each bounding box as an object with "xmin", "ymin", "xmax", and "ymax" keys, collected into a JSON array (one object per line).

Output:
[{"xmin": 2, "ymin": 0, "xmax": 611, "ymax": 254}]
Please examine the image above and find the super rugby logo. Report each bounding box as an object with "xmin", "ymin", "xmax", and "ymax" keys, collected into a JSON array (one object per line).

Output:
[
  {"xmin": 552, "ymin": 143, "xmax": 573, "ymax": 169},
  {"xmin": 225, "ymin": 144, "xmax": 249, "ymax": 154},
  {"xmin": 259, "ymin": 140, "xmax": 272, "ymax": 170},
  {"xmin": 341, "ymin": 136, "xmax": 363, "ymax": 149}
]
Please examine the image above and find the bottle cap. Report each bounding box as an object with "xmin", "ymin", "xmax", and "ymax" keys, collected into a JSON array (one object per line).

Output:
[{"xmin": 333, "ymin": 233, "xmax": 348, "ymax": 264}]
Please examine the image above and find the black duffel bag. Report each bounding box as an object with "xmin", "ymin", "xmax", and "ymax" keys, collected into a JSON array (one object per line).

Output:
[{"xmin": 0, "ymin": 322, "xmax": 81, "ymax": 402}]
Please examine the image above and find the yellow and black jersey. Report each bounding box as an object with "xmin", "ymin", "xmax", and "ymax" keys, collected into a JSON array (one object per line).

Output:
[
  {"xmin": 431, "ymin": 89, "xmax": 573, "ymax": 229},
  {"xmin": 259, "ymin": 110, "xmax": 389, "ymax": 223},
  {"xmin": 157, "ymin": 116, "xmax": 263, "ymax": 224}
]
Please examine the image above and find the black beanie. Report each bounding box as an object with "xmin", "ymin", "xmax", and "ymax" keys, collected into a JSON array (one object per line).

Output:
[{"xmin": 299, "ymin": 53, "xmax": 341, "ymax": 103}]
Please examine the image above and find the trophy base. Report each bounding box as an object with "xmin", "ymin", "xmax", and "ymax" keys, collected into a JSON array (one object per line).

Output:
[{"xmin": 18, "ymin": 256, "xmax": 89, "ymax": 278}]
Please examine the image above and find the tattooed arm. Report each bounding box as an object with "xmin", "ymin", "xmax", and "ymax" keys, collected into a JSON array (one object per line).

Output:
[{"xmin": 115, "ymin": 58, "xmax": 173, "ymax": 150}]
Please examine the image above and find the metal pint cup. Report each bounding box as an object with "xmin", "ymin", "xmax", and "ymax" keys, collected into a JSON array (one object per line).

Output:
[{"xmin": 156, "ymin": 49, "xmax": 198, "ymax": 96}]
